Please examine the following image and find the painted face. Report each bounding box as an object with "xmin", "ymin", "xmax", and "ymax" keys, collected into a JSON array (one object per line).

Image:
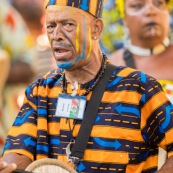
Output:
[
  {"xmin": 124, "ymin": 0, "xmax": 170, "ymax": 46},
  {"xmin": 46, "ymin": 6, "xmax": 94, "ymax": 69},
  {"xmin": 125, "ymin": 0, "xmax": 167, "ymax": 15}
]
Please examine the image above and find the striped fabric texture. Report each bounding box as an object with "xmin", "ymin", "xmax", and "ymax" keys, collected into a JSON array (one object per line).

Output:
[
  {"xmin": 3, "ymin": 65, "xmax": 173, "ymax": 173},
  {"xmin": 46, "ymin": 0, "xmax": 104, "ymax": 18}
]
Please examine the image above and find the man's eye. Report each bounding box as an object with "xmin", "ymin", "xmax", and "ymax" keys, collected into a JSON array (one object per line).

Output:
[
  {"xmin": 47, "ymin": 25, "xmax": 54, "ymax": 29},
  {"xmin": 47, "ymin": 25, "xmax": 55, "ymax": 32},
  {"xmin": 64, "ymin": 23, "xmax": 74, "ymax": 27},
  {"xmin": 63, "ymin": 23, "xmax": 75, "ymax": 31}
]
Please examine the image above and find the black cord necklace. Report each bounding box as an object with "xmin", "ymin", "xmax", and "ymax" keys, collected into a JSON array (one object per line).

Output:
[
  {"xmin": 61, "ymin": 53, "xmax": 108, "ymax": 96},
  {"xmin": 61, "ymin": 54, "xmax": 108, "ymax": 140},
  {"xmin": 67, "ymin": 119, "xmax": 77, "ymax": 139}
]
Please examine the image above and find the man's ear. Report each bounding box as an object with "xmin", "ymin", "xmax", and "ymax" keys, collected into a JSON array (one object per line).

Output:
[{"xmin": 91, "ymin": 18, "xmax": 104, "ymax": 40}]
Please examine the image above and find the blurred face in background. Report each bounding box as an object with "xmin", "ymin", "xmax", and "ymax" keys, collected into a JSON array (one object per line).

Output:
[
  {"xmin": 11, "ymin": 0, "xmax": 44, "ymax": 38},
  {"xmin": 46, "ymin": 6, "xmax": 95, "ymax": 70},
  {"xmin": 124, "ymin": 0, "xmax": 170, "ymax": 47}
]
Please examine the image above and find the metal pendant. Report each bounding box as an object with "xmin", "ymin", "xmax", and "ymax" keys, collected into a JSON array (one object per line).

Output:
[
  {"xmin": 66, "ymin": 139, "xmax": 75, "ymax": 162},
  {"xmin": 66, "ymin": 139, "xmax": 80, "ymax": 169}
]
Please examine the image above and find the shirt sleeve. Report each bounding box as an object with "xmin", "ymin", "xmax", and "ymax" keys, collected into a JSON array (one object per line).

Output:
[
  {"xmin": 2, "ymin": 83, "xmax": 38, "ymax": 161},
  {"xmin": 140, "ymin": 79, "xmax": 173, "ymax": 158}
]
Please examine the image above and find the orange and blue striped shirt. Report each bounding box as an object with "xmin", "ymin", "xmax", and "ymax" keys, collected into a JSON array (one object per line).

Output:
[{"xmin": 3, "ymin": 65, "xmax": 173, "ymax": 173}]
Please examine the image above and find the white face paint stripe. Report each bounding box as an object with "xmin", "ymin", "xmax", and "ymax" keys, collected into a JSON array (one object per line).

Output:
[{"xmin": 125, "ymin": 1, "xmax": 168, "ymax": 16}]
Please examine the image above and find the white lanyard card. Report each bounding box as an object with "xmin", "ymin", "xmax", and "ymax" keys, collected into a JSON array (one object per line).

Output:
[{"xmin": 55, "ymin": 94, "xmax": 87, "ymax": 120}]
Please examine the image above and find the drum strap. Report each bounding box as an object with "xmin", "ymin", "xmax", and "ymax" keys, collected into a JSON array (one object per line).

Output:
[{"xmin": 70, "ymin": 63, "xmax": 116, "ymax": 166}]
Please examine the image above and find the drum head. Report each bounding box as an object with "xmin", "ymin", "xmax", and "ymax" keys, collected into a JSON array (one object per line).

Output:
[{"xmin": 25, "ymin": 158, "xmax": 77, "ymax": 173}]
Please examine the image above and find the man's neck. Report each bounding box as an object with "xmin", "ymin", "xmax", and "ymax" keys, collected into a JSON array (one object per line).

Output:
[{"xmin": 65, "ymin": 52, "xmax": 103, "ymax": 84}]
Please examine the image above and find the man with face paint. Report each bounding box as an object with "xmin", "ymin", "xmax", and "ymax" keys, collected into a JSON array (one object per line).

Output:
[
  {"xmin": 109, "ymin": 0, "xmax": 173, "ymax": 103},
  {"xmin": 1, "ymin": 0, "xmax": 173, "ymax": 173}
]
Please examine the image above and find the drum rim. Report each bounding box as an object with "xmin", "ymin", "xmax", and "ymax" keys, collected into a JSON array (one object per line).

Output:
[{"xmin": 25, "ymin": 158, "xmax": 77, "ymax": 173}]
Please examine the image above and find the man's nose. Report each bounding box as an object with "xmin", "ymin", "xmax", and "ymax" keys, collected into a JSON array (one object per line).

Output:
[{"xmin": 52, "ymin": 25, "xmax": 65, "ymax": 41}]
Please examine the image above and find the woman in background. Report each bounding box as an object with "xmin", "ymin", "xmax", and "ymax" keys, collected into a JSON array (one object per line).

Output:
[{"xmin": 109, "ymin": 0, "xmax": 173, "ymax": 103}]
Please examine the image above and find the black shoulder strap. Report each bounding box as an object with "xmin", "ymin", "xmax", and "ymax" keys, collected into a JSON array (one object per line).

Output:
[
  {"xmin": 123, "ymin": 49, "xmax": 136, "ymax": 68},
  {"xmin": 71, "ymin": 63, "xmax": 116, "ymax": 161}
]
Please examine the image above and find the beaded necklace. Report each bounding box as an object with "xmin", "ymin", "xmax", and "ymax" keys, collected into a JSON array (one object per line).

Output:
[{"xmin": 61, "ymin": 53, "xmax": 107, "ymax": 96}]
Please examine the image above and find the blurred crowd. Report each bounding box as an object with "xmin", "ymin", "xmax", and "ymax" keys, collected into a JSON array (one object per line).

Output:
[{"xmin": 0, "ymin": 0, "xmax": 56, "ymax": 152}]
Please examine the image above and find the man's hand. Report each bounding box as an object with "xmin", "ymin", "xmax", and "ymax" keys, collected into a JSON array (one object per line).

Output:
[
  {"xmin": 0, "ymin": 160, "xmax": 17, "ymax": 173},
  {"xmin": 0, "ymin": 153, "xmax": 32, "ymax": 173}
]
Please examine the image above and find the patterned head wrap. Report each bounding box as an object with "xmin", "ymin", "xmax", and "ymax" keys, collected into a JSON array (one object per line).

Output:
[
  {"xmin": 116, "ymin": 0, "xmax": 173, "ymax": 18},
  {"xmin": 45, "ymin": 0, "xmax": 105, "ymax": 18}
]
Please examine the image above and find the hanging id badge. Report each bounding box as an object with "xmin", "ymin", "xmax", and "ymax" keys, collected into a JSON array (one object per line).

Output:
[{"xmin": 55, "ymin": 94, "xmax": 86, "ymax": 120}]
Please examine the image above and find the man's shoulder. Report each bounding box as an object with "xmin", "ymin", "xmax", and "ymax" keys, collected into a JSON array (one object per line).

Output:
[
  {"xmin": 42, "ymin": 68, "xmax": 61, "ymax": 79},
  {"xmin": 114, "ymin": 65, "xmax": 157, "ymax": 86},
  {"xmin": 30, "ymin": 68, "xmax": 62, "ymax": 87}
]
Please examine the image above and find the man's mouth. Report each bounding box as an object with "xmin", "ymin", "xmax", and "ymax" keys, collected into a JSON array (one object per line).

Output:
[
  {"xmin": 53, "ymin": 47, "xmax": 72, "ymax": 61},
  {"xmin": 54, "ymin": 48, "xmax": 69, "ymax": 54},
  {"xmin": 146, "ymin": 22, "xmax": 158, "ymax": 27}
]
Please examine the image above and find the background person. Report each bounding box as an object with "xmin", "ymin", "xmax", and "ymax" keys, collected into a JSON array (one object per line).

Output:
[
  {"xmin": 0, "ymin": 49, "xmax": 10, "ymax": 153},
  {"xmin": 108, "ymin": 1, "xmax": 173, "ymax": 168},
  {"xmin": 0, "ymin": 0, "xmax": 57, "ymax": 155},
  {"xmin": 0, "ymin": 0, "xmax": 35, "ymax": 153},
  {"xmin": 10, "ymin": 0, "xmax": 57, "ymax": 78},
  {"xmin": 109, "ymin": 0, "xmax": 173, "ymax": 103}
]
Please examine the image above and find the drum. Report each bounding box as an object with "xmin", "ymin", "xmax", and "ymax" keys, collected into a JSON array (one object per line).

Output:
[{"xmin": 25, "ymin": 158, "xmax": 77, "ymax": 173}]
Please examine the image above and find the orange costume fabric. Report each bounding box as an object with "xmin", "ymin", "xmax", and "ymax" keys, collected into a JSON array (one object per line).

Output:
[{"xmin": 3, "ymin": 65, "xmax": 173, "ymax": 173}]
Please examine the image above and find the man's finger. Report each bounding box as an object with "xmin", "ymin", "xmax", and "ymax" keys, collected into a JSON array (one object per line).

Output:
[
  {"xmin": 0, "ymin": 162, "xmax": 7, "ymax": 170},
  {"xmin": 0, "ymin": 163, "xmax": 17, "ymax": 173}
]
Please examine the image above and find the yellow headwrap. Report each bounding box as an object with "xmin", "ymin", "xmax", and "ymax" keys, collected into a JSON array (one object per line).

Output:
[{"xmin": 116, "ymin": 0, "xmax": 173, "ymax": 19}]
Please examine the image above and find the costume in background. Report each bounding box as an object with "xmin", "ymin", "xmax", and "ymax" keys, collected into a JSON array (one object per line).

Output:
[
  {"xmin": 0, "ymin": 50, "xmax": 10, "ymax": 153},
  {"xmin": 0, "ymin": 1, "xmax": 34, "ymax": 153}
]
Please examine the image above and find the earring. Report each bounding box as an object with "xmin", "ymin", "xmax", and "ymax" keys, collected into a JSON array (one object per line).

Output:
[{"xmin": 94, "ymin": 36, "xmax": 97, "ymax": 40}]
